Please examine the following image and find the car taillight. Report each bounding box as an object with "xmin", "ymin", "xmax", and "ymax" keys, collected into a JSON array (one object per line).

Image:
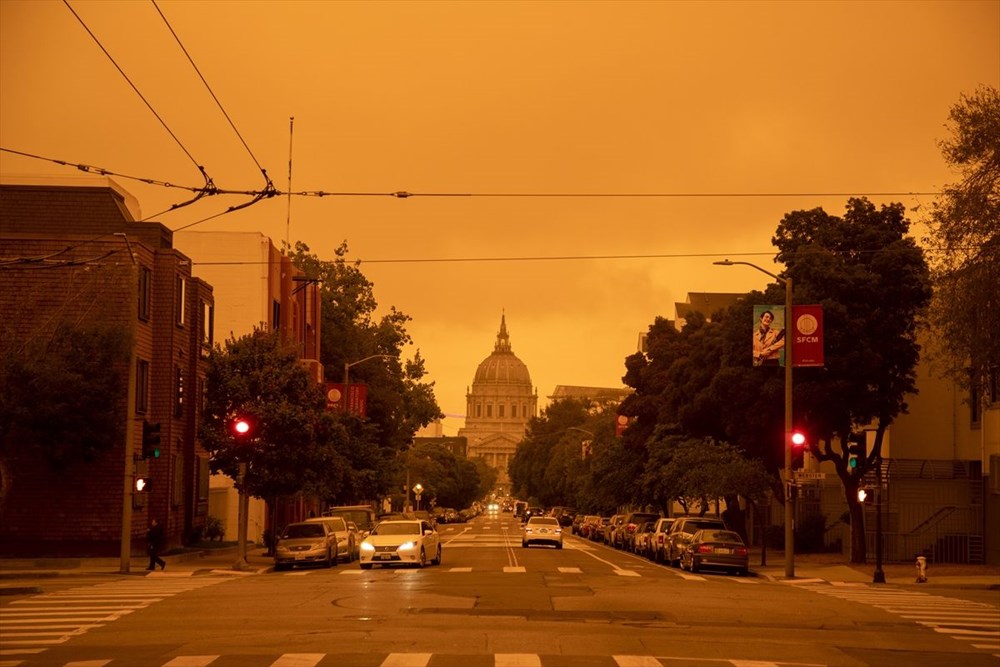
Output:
[
  {"xmin": 697, "ymin": 545, "xmax": 713, "ymax": 553},
  {"xmin": 735, "ymin": 547, "xmax": 748, "ymax": 556},
  {"xmin": 656, "ymin": 535, "xmax": 663, "ymax": 544},
  {"xmin": 627, "ymin": 524, "xmax": 636, "ymax": 533}
]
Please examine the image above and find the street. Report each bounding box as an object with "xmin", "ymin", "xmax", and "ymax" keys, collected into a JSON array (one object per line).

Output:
[{"xmin": 2, "ymin": 513, "xmax": 997, "ymax": 667}]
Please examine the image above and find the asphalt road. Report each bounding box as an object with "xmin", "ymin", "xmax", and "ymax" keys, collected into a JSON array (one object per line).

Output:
[{"xmin": 2, "ymin": 513, "xmax": 998, "ymax": 667}]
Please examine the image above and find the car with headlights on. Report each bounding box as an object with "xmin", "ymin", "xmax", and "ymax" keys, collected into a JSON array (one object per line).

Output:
[
  {"xmin": 679, "ymin": 529, "xmax": 749, "ymax": 575},
  {"xmin": 273, "ymin": 521, "xmax": 337, "ymax": 571},
  {"xmin": 359, "ymin": 519, "xmax": 441, "ymax": 569},
  {"xmin": 521, "ymin": 516, "xmax": 563, "ymax": 549}
]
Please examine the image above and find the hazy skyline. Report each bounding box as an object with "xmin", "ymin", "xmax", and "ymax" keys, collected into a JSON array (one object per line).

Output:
[{"xmin": 2, "ymin": 1, "xmax": 998, "ymax": 433}]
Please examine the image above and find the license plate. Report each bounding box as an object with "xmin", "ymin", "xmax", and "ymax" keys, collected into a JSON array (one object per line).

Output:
[
  {"xmin": 716, "ymin": 548, "xmax": 732, "ymax": 554},
  {"xmin": 376, "ymin": 554, "xmax": 393, "ymax": 560},
  {"xmin": 295, "ymin": 554, "xmax": 306, "ymax": 560}
]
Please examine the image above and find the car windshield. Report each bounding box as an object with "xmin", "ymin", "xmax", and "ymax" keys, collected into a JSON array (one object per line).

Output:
[
  {"xmin": 528, "ymin": 518, "xmax": 559, "ymax": 527},
  {"xmin": 327, "ymin": 509, "xmax": 373, "ymax": 530},
  {"xmin": 704, "ymin": 530, "xmax": 743, "ymax": 543},
  {"xmin": 283, "ymin": 524, "xmax": 324, "ymax": 539},
  {"xmin": 325, "ymin": 517, "xmax": 347, "ymax": 531},
  {"xmin": 372, "ymin": 522, "xmax": 420, "ymax": 536}
]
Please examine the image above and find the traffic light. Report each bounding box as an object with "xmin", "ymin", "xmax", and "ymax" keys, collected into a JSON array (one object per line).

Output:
[
  {"xmin": 141, "ymin": 421, "xmax": 161, "ymax": 459},
  {"xmin": 231, "ymin": 416, "xmax": 253, "ymax": 439},
  {"xmin": 134, "ymin": 475, "xmax": 150, "ymax": 493},
  {"xmin": 791, "ymin": 430, "xmax": 807, "ymax": 469},
  {"xmin": 134, "ymin": 459, "xmax": 151, "ymax": 495},
  {"xmin": 847, "ymin": 433, "xmax": 865, "ymax": 470},
  {"xmin": 857, "ymin": 486, "xmax": 874, "ymax": 505}
]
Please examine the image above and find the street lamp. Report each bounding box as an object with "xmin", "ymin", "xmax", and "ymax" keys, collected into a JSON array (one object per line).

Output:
[
  {"xmin": 413, "ymin": 483, "xmax": 423, "ymax": 511},
  {"xmin": 343, "ymin": 354, "xmax": 393, "ymax": 414},
  {"xmin": 715, "ymin": 258, "xmax": 795, "ymax": 579}
]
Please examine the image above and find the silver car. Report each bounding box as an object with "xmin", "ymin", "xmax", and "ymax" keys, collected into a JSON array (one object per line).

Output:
[
  {"xmin": 522, "ymin": 516, "xmax": 563, "ymax": 549},
  {"xmin": 274, "ymin": 521, "xmax": 337, "ymax": 570},
  {"xmin": 306, "ymin": 516, "xmax": 356, "ymax": 563}
]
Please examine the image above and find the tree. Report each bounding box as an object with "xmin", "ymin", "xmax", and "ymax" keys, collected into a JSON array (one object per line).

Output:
[
  {"xmin": 401, "ymin": 441, "xmax": 482, "ymax": 510},
  {"xmin": 200, "ymin": 328, "xmax": 352, "ymax": 501},
  {"xmin": 925, "ymin": 85, "xmax": 1000, "ymax": 398},
  {"xmin": 286, "ymin": 241, "xmax": 442, "ymax": 501},
  {"xmin": 0, "ymin": 324, "xmax": 129, "ymax": 513},
  {"xmin": 772, "ymin": 197, "xmax": 932, "ymax": 562}
]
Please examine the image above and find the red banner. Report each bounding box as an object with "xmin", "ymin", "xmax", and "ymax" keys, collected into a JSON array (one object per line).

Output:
[
  {"xmin": 791, "ymin": 305, "xmax": 824, "ymax": 368},
  {"xmin": 325, "ymin": 383, "xmax": 368, "ymax": 417}
]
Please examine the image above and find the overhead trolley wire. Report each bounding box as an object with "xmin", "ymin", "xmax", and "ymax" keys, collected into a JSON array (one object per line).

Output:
[
  {"xmin": 151, "ymin": 0, "xmax": 276, "ymax": 198},
  {"xmin": 61, "ymin": 0, "xmax": 216, "ymax": 198}
]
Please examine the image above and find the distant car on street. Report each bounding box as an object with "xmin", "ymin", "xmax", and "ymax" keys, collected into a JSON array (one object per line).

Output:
[
  {"xmin": 273, "ymin": 521, "xmax": 338, "ymax": 571},
  {"xmin": 679, "ymin": 529, "xmax": 749, "ymax": 576},
  {"xmin": 325, "ymin": 505, "xmax": 377, "ymax": 538},
  {"xmin": 522, "ymin": 516, "xmax": 563, "ymax": 549},
  {"xmin": 305, "ymin": 516, "xmax": 356, "ymax": 563},
  {"xmin": 665, "ymin": 516, "xmax": 728, "ymax": 567}
]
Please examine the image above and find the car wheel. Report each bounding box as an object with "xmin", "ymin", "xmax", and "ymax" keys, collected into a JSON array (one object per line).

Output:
[
  {"xmin": 431, "ymin": 545, "xmax": 442, "ymax": 565},
  {"xmin": 738, "ymin": 567, "xmax": 748, "ymax": 577},
  {"xmin": 324, "ymin": 549, "xmax": 333, "ymax": 568},
  {"xmin": 360, "ymin": 563, "xmax": 372, "ymax": 570},
  {"xmin": 522, "ymin": 541, "xmax": 528, "ymax": 548},
  {"xmin": 417, "ymin": 547, "xmax": 426, "ymax": 568},
  {"xmin": 690, "ymin": 558, "xmax": 699, "ymax": 574},
  {"xmin": 556, "ymin": 542, "xmax": 563, "ymax": 550},
  {"xmin": 274, "ymin": 563, "xmax": 287, "ymax": 572}
]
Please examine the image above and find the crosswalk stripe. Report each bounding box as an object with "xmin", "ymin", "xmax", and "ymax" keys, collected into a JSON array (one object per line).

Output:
[
  {"xmin": 613, "ymin": 656, "xmax": 663, "ymax": 666},
  {"xmin": 495, "ymin": 654, "xmax": 541, "ymax": 667},
  {"xmin": 269, "ymin": 654, "xmax": 325, "ymax": 667},
  {"xmin": 162, "ymin": 657, "xmax": 218, "ymax": 667},
  {"xmin": 380, "ymin": 653, "xmax": 431, "ymax": 667}
]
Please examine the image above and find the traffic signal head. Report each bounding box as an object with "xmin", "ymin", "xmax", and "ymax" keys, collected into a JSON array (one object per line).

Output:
[
  {"xmin": 141, "ymin": 421, "xmax": 161, "ymax": 459},
  {"xmin": 134, "ymin": 476, "xmax": 149, "ymax": 492},
  {"xmin": 847, "ymin": 433, "xmax": 865, "ymax": 469},
  {"xmin": 791, "ymin": 431, "xmax": 806, "ymax": 447},
  {"xmin": 857, "ymin": 486, "xmax": 873, "ymax": 504},
  {"xmin": 231, "ymin": 416, "xmax": 253, "ymax": 439}
]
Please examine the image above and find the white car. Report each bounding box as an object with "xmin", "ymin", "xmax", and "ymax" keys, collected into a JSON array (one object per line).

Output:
[
  {"xmin": 359, "ymin": 519, "xmax": 441, "ymax": 569},
  {"xmin": 522, "ymin": 516, "xmax": 563, "ymax": 549}
]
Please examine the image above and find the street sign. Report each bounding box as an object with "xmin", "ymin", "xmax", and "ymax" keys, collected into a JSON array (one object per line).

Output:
[{"xmin": 795, "ymin": 471, "xmax": 827, "ymax": 480}]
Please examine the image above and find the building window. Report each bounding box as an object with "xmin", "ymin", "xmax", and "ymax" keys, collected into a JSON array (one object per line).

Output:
[
  {"xmin": 200, "ymin": 300, "xmax": 214, "ymax": 352},
  {"xmin": 197, "ymin": 457, "xmax": 210, "ymax": 508},
  {"xmin": 175, "ymin": 276, "xmax": 186, "ymax": 326},
  {"xmin": 272, "ymin": 299, "xmax": 281, "ymax": 331},
  {"xmin": 498, "ymin": 404, "xmax": 505, "ymax": 418},
  {"xmin": 486, "ymin": 404, "xmax": 493, "ymax": 418},
  {"xmin": 476, "ymin": 403, "xmax": 482, "ymax": 418},
  {"xmin": 138, "ymin": 266, "xmax": 152, "ymax": 321},
  {"xmin": 136, "ymin": 359, "xmax": 150, "ymax": 414},
  {"xmin": 175, "ymin": 366, "xmax": 184, "ymax": 418}
]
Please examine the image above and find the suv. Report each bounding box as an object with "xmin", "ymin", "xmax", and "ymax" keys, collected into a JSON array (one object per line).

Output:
[
  {"xmin": 665, "ymin": 516, "xmax": 728, "ymax": 567},
  {"xmin": 649, "ymin": 517, "xmax": 676, "ymax": 563},
  {"xmin": 621, "ymin": 511, "xmax": 661, "ymax": 552},
  {"xmin": 325, "ymin": 505, "xmax": 376, "ymax": 538}
]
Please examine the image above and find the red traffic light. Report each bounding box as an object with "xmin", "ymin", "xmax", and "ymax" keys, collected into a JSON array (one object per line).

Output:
[
  {"xmin": 791, "ymin": 431, "xmax": 806, "ymax": 447},
  {"xmin": 231, "ymin": 417, "xmax": 252, "ymax": 437}
]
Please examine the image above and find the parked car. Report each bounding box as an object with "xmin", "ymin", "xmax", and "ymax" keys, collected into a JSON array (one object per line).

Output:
[
  {"xmin": 679, "ymin": 529, "xmax": 749, "ymax": 576},
  {"xmin": 359, "ymin": 519, "xmax": 441, "ymax": 569},
  {"xmin": 591, "ymin": 517, "xmax": 611, "ymax": 542},
  {"xmin": 605, "ymin": 514, "xmax": 626, "ymax": 546},
  {"xmin": 570, "ymin": 514, "xmax": 587, "ymax": 535},
  {"xmin": 273, "ymin": 521, "xmax": 338, "ymax": 571},
  {"xmin": 325, "ymin": 505, "xmax": 377, "ymax": 538},
  {"xmin": 305, "ymin": 516, "xmax": 356, "ymax": 563},
  {"xmin": 633, "ymin": 521, "xmax": 658, "ymax": 559},
  {"xmin": 649, "ymin": 517, "xmax": 676, "ymax": 564},
  {"xmin": 665, "ymin": 516, "xmax": 728, "ymax": 567},
  {"xmin": 522, "ymin": 516, "xmax": 563, "ymax": 549},
  {"xmin": 621, "ymin": 511, "xmax": 662, "ymax": 552}
]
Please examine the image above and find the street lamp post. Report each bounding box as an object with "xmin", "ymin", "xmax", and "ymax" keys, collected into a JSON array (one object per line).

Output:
[
  {"xmin": 715, "ymin": 259, "xmax": 795, "ymax": 579},
  {"xmin": 343, "ymin": 354, "xmax": 393, "ymax": 413}
]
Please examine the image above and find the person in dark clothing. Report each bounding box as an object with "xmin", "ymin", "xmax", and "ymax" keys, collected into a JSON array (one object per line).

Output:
[{"xmin": 146, "ymin": 518, "xmax": 166, "ymax": 570}]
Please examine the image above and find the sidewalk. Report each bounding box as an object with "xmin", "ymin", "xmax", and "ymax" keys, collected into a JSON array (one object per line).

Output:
[
  {"xmin": 0, "ymin": 545, "xmax": 274, "ymax": 591},
  {"xmin": 751, "ymin": 551, "xmax": 1000, "ymax": 589}
]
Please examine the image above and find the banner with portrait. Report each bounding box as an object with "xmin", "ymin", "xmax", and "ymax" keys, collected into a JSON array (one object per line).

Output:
[{"xmin": 752, "ymin": 305, "xmax": 786, "ymax": 367}]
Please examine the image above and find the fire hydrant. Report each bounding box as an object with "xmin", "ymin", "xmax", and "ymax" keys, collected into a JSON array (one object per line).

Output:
[{"xmin": 915, "ymin": 555, "xmax": 928, "ymax": 583}]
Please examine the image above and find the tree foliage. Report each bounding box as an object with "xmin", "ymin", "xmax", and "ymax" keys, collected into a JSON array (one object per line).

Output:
[
  {"xmin": 200, "ymin": 328, "xmax": 352, "ymax": 500},
  {"xmin": 286, "ymin": 241, "xmax": 443, "ymax": 501},
  {"xmin": 925, "ymin": 85, "xmax": 1000, "ymax": 395},
  {"xmin": 0, "ymin": 324, "xmax": 129, "ymax": 512},
  {"xmin": 401, "ymin": 441, "xmax": 482, "ymax": 510}
]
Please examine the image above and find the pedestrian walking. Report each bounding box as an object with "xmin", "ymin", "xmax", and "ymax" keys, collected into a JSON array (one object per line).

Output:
[{"xmin": 147, "ymin": 518, "xmax": 166, "ymax": 571}]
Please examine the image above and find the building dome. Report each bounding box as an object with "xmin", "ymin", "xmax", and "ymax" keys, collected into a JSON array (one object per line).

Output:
[{"xmin": 473, "ymin": 315, "xmax": 532, "ymax": 386}]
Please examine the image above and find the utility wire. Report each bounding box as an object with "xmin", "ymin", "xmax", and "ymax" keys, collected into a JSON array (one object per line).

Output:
[
  {"xmin": 151, "ymin": 0, "xmax": 275, "ymax": 195},
  {"xmin": 62, "ymin": 0, "xmax": 214, "ymax": 192}
]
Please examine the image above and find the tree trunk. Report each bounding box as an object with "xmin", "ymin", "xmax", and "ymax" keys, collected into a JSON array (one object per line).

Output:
[{"xmin": 848, "ymin": 496, "xmax": 867, "ymax": 564}]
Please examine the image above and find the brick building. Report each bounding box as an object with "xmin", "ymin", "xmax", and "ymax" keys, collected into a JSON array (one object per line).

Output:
[{"xmin": 0, "ymin": 177, "xmax": 215, "ymax": 556}]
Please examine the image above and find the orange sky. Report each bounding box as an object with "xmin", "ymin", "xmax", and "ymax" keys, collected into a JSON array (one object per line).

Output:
[{"xmin": 2, "ymin": 0, "xmax": 998, "ymax": 433}]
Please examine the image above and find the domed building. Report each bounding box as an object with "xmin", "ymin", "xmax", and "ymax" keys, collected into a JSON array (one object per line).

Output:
[{"xmin": 458, "ymin": 314, "xmax": 538, "ymax": 492}]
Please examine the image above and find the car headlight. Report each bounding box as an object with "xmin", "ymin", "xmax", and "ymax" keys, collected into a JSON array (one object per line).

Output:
[
  {"xmin": 397, "ymin": 541, "xmax": 416, "ymax": 551},
  {"xmin": 360, "ymin": 542, "xmax": 375, "ymax": 552}
]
